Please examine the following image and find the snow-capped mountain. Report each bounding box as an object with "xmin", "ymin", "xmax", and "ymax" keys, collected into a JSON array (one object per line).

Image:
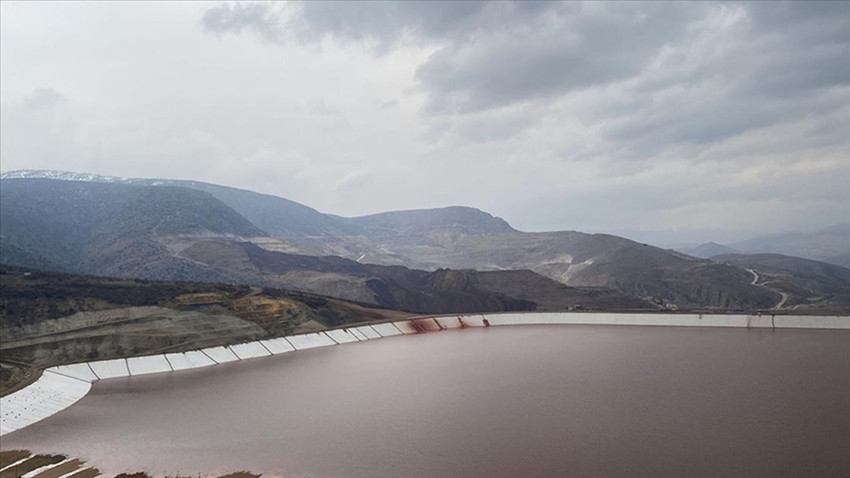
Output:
[{"xmin": 0, "ymin": 169, "xmax": 132, "ymax": 183}]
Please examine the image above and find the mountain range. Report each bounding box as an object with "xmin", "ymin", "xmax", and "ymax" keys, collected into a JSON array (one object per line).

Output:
[
  {"xmin": 2, "ymin": 170, "xmax": 847, "ymax": 313},
  {"xmin": 677, "ymin": 225, "xmax": 850, "ymax": 268}
]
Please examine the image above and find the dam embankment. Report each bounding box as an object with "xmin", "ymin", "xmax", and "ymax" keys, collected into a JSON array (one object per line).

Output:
[{"xmin": 1, "ymin": 312, "xmax": 847, "ymax": 436}]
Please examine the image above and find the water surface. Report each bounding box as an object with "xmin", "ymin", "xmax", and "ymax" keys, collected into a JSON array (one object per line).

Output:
[{"xmin": 5, "ymin": 326, "xmax": 850, "ymax": 477}]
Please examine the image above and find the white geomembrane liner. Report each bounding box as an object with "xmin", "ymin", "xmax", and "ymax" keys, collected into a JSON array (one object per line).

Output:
[
  {"xmin": 458, "ymin": 315, "xmax": 488, "ymax": 327},
  {"xmin": 371, "ymin": 322, "xmax": 403, "ymax": 337},
  {"xmin": 479, "ymin": 312, "xmax": 776, "ymax": 329},
  {"xmin": 392, "ymin": 320, "xmax": 419, "ymax": 334},
  {"xmin": 354, "ymin": 325, "xmax": 382, "ymax": 339},
  {"xmin": 349, "ymin": 327, "xmax": 369, "ymax": 340},
  {"xmin": 285, "ymin": 332, "xmax": 336, "ymax": 350},
  {"xmin": 0, "ymin": 457, "xmax": 30, "ymax": 473},
  {"xmin": 325, "ymin": 329, "xmax": 360, "ymax": 344},
  {"xmin": 21, "ymin": 458, "xmax": 72, "ymax": 478},
  {"xmin": 88, "ymin": 358, "xmax": 130, "ymax": 379},
  {"xmin": 230, "ymin": 342, "xmax": 272, "ymax": 360},
  {"xmin": 50, "ymin": 363, "xmax": 98, "ymax": 382},
  {"xmin": 127, "ymin": 355, "xmax": 172, "ymax": 376},
  {"xmin": 0, "ymin": 370, "xmax": 91, "ymax": 436},
  {"xmin": 201, "ymin": 346, "xmax": 240, "ymax": 364},
  {"xmin": 413, "ymin": 318, "xmax": 443, "ymax": 332},
  {"xmin": 260, "ymin": 338, "xmax": 295, "ymax": 354},
  {"xmin": 435, "ymin": 317, "xmax": 464, "ymax": 329},
  {"xmin": 165, "ymin": 351, "xmax": 216, "ymax": 371}
]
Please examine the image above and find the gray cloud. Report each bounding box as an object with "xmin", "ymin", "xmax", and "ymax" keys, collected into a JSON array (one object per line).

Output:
[
  {"xmin": 201, "ymin": 1, "xmax": 547, "ymax": 48},
  {"xmin": 1, "ymin": 87, "xmax": 75, "ymax": 167},
  {"xmin": 22, "ymin": 87, "xmax": 67, "ymax": 110},
  {"xmin": 204, "ymin": 2, "xmax": 849, "ymax": 148},
  {"xmin": 204, "ymin": 2, "xmax": 706, "ymax": 113},
  {"xmin": 378, "ymin": 99, "xmax": 399, "ymax": 111},
  {"xmin": 296, "ymin": 1, "xmax": 488, "ymax": 46},
  {"xmin": 202, "ymin": 2, "xmax": 283, "ymax": 42},
  {"xmin": 593, "ymin": 2, "xmax": 850, "ymax": 155},
  {"xmin": 414, "ymin": 3, "xmax": 706, "ymax": 114}
]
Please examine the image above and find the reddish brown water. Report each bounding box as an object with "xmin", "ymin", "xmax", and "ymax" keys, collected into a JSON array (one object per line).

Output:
[{"xmin": 4, "ymin": 326, "xmax": 850, "ymax": 477}]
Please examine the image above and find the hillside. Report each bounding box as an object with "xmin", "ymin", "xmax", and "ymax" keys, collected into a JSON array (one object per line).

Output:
[
  {"xmin": 180, "ymin": 240, "xmax": 654, "ymax": 313},
  {"xmin": 347, "ymin": 206, "xmax": 515, "ymax": 237},
  {"xmin": 677, "ymin": 242, "xmax": 739, "ymax": 259},
  {"xmin": 729, "ymin": 225, "xmax": 850, "ymax": 267},
  {"xmin": 0, "ymin": 178, "xmax": 264, "ymax": 282},
  {"xmin": 291, "ymin": 230, "xmax": 780, "ymax": 310},
  {"xmin": 0, "ymin": 266, "xmax": 410, "ymax": 395},
  {"xmin": 1, "ymin": 170, "xmax": 356, "ymax": 238},
  {"xmin": 711, "ymin": 253, "xmax": 850, "ymax": 311}
]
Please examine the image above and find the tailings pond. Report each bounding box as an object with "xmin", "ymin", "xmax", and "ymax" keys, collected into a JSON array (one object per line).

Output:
[{"xmin": 4, "ymin": 326, "xmax": 850, "ymax": 477}]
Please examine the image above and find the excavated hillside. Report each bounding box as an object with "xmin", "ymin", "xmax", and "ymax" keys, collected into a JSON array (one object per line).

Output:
[{"xmin": 0, "ymin": 267, "xmax": 410, "ymax": 395}]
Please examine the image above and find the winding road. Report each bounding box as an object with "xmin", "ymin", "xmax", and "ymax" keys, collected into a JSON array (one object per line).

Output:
[{"xmin": 746, "ymin": 268, "xmax": 787, "ymax": 310}]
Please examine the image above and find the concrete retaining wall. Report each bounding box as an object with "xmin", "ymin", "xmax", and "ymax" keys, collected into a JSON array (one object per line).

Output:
[{"xmin": 2, "ymin": 312, "xmax": 846, "ymax": 436}]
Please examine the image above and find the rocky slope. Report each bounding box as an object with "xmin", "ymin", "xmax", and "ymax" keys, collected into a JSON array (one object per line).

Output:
[
  {"xmin": 179, "ymin": 240, "xmax": 654, "ymax": 313},
  {"xmin": 292, "ymin": 229, "xmax": 779, "ymax": 309}
]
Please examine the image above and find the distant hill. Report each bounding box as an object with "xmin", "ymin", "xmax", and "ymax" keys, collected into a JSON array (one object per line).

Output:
[
  {"xmin": 347, "ymin": 206, "xmax": 515, "ymax": 237},
  {"xmin": 826, "ymin": 253, "xmax": 850, "ymax": 269},
  {"xmin": 711, "ymin": 253, "xmax": 850, "ymax": 311},
  {"xmin": 728, "ymin": 224, "xmax": 850, "ymax": 267},
  {"xmin": 1, "ymin": 169, "xmax": 356, "ymax": 238},
  {"xmin": 129, "ymin": 179, "xmax": 360, "ymax": 238},
  {"xmin": 0, "ymin": 178, "xmax": 264, "ymax": 282},
  {"xmin": 677, "ymin": 242, "xmax": 739, "ymax": 259}
]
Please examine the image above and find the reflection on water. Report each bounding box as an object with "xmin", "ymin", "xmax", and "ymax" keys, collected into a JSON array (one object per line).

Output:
[{"xmin": 5, "ymin": 326, "xmax": 850, "ymax": 477}]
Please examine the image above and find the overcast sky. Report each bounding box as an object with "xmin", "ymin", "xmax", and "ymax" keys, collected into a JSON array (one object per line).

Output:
[{"xmin": 1, "ymin": 1, "xmax": 848, "ymax": 245}]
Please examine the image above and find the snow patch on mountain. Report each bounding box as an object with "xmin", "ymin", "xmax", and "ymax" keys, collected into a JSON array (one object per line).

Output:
[{"xmin": 0, "ymin": 169, "xmax": 131, "ymax": 183}]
